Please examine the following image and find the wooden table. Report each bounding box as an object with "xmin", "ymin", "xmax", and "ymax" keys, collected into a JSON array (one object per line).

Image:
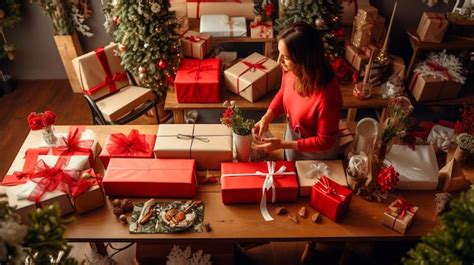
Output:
[
  {"xmin": 6, "ymin": 125, "xmax": 439, "ymax": 264},
  {"xmin": 165, "ymin": 83, "xmax": 388, "ymax": 124}
]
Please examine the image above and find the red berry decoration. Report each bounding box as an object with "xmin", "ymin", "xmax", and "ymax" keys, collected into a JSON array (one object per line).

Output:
[
  {"xmin": 376, "ymin": 165, "xmax": 399, "ymax": 193},
  {"xmin": 158, "ymin": 59, "xmax": 167, "ymax": 69}
]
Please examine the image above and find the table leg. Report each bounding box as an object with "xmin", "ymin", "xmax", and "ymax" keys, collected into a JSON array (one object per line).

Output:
[
  {"xmin": 300, "ymin": 242, "xmax": 316, "ymax": 263},
  {"xmin": 347, "ymin": 108, "xmax": 357, "ymax": 122},
  {"xmin": 264, "ymin": 41, "xmax": 273, "ymax": 58},
  {"xmin": 406, "ymin": 47, "xmax": 420, "ymax": 82},
  {"xmin": 173, "ymin": 110, "xmax": 185, "ymax": 124},
  {"xmin": 90, "ymin": 242, "xmax": 108, "ymax": 255}
]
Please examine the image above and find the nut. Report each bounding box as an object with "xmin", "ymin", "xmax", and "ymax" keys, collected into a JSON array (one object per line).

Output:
[
  {"xmin": 204, "ymin": 223, "xmax": 212, "ymax": 232},
  {"xmin": 288, "ymin": 213, "xmax": 298, "ymax": 224},
  {"xmin": 298, "ymin": 207, "xmax": 307, "ymax": 218},
  {"xmin": 119, "ymin": 214, "xmax": 128, "ymax": 224},
  {"xmin": 275, "ymin": 207, "xmax": 287, "ymax": 215},
  {"xmin": 113, "ymin": 207, "xmax": 124, "ymax": 217},
  {"xmin": 311, "ymin": 213, "xmax": 321, "ymax": 223},
  {"xmin": 112, "ymin": 199, "xmax": 122, "ymax": 207},
  {"xmin": 121, "ymin": 199, "xmax": 134, "ymax": 213}
]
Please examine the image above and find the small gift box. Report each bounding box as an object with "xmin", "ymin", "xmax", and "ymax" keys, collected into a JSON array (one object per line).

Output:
[
  {"xmin": 71, "ymin": 168, "xmax": 105, "ymax": 214},
  {"xmin": 187, "ymin": 0, "xmax": 254, "ymax": 19},
  {"xmin": 341, "ymin": 0, "xmax": 371, "ymax": 25},
  {"xmin": 382, "ymin": 197, "xmax": 418, "ymax": 234},
  {"xmin": 174, "ymin": 58, "xmax": 221, "ymax": 103},
  {"xmin": 102, "ymin": 158, "xmax": 197, "ymax": 197},
  {"xmin": 99, "ymin": 129, "xmax": 156, "ymax": 168},
  {"xmin": 224, "ymin": 52, "xmax": 281, "ymax": 102},
  {"xmin": 310, "ymin": 176, "xmax": 352, "ymax": 222},
  {"xmin": 345, "ymin": 44, "xmax": 369, "ymax": 71},
  {"xmin": 295, "ymin": 160, "xmax": 347, "ymax": 197},
  {"xmin": 221, "ymin": 161, "xmax": 298, "ymax": 221},
  {"xmin": 180, "ymin": 31, "xmax": 212, "ymax": 59},
  {"xmin": 200, "ymin": 15, "xmax": 247, "ymax": 37},
  {"xmin": 351, "ymin": 22, "xmax": 373, "ymax": 49},
  {"xmin": 354, "ymin": 5, "xmax": 378, "ymax": 23},
  {"xmin": 386, "ymin": 145, "xmax": 439, "ymax": 190},
  {"xmin": 416, "ymin": 12, "xmax": 449, "ymax": 43},
  {"xmin": 72, "ymin": 43, "xmax": 129, "ymax": 100},
  {"xmin": 250, "ymin": 21, "xmax": 273, "ymax": 39},
  {"xmin": 154, "ymin": 124, "xmax": 232, "ymax": 169},
  {"xmin": 410, "ymin": 74, "xmax": 463, "ymax": 102}
]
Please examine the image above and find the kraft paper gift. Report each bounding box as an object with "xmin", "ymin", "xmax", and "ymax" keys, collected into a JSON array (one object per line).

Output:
[
  {"xmin": 180, "ymin": 31, "xmax": 212, "ymax": 59},
  {"xmin": 416, "ymin": 12, "xmax": 449, "ymax": 43},
  {"xmin": 345, "ymin": 44, "xmax": 369, "ymax": 71},
  {"xmin": 295, "ymin": 160, "xmax": 347, "ymax": 197},
  {"xmin": 200, "ymin": 15, "xmax": 247, "ymax": 37}
]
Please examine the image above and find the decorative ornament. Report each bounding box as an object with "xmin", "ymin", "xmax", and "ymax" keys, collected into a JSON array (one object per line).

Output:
[
  {"xmin": 155, "ymin": 26, "xmax": 162, "ymax": 33},
  {"xmin": 139, "ymin": 66, "xmax": 147, "ymax": 73},
  {"xmin": 144, "ymin": 43, "xmax": 150, "ymax": 48},
  {"xmin": 150, "ymin": 2, "xmax": 161, "ymax": 13},
  {"xmin": 158, "ymin": 59, "xmax": 167, "ymax": 69},
  {"xmin": 264, "ymin": 2, "xmax": 274, "ymax": 17},
  {"xmin": 139, "ymin": 72, "xmax": 146, "ymax": 80},
  {"xmin": 113, "ymin": 16, "xmax": 120, "ymax": 24},
  {"xmin": 332, "ymin": 16, "xmax": 340, "ymax": 22},
  {"xmin": 374, "ymin": 1, "xmax": 398, "ymax": 66},
  {"xmin": 315, "ymin": 17, "xmax": 326, "ymax": 28}
]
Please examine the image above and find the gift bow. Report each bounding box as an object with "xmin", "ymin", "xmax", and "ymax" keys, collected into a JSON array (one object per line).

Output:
[
  {"xmin": 55, "ymin": 127, "xmax": 94, "ymax": 155},
  {"xmin": 184, "ymin": 35, "xmax": 202, "ymax": 42},
  {"xmin": 176, "ymin": 133, "xmax": 210, "ymax": 142},
  {"xmin": 106, "ymin": 129, "xmax": 150, "ymax": 156},
  {"xmin": 186, "ymin": 61, "xmax": 215, "ymax": 81},
  {"xmin": 314, "ymin": 176, "xmax": 346, "ymax": 202},
  {"xmin": 429, "ymin": 129, "xmax": 454, "ymax": 153},
  {"xmin": 237, "ymin": 58, "xmax": 269, "ymax": 94},
  {"xmin": 390, "ymin": 197, "xmax": 416, "ymax": 219},
  {"xmin": 71, "ymin": 169, "xmax": 103, "ymax": 198},
  {"xmin": 84, "ymin": 47, "xmax": 128, "ymax": 96},
  {"xmin": 221, "ymin": 161, "xmax": 295, "ymax": 221},
  {"xmin": 426, "ymin": 60, "xmax": 452, "ymax": 81},
  {"xmin": 304, "ymin": 162, "xmax": 329, "ymax": 180}
]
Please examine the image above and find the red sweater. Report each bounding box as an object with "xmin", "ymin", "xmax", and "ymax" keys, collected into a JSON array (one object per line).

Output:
[{"xmin": 268, "ymin": 71, "xmax": 343, "ymax": 152}]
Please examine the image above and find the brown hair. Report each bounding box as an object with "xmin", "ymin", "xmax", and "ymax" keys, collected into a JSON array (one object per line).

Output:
[{"xmin": 278, "ymin": 21, "xmax": 335, "ymax": 97}]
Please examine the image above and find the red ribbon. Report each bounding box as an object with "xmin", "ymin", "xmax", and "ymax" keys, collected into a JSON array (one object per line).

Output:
[
  {"xmin": 185, "ymin": 61, "xmax": 215, "ymax": 81},
  {"xmin": 27, "ymin": 156, "xmax": 79, "ymax": 203},
  {"xmin": 183, "ymin": 34, "xmax": 208, "ymax": 58},
  {"xmin": 236, "ymin": 58, "xmax": 268, "ymax": 94},
  {"xmin": 187, "ymin": 0, "xmax": 242, "ymax": 18},
  {"xmin": 314, "ymin": 176, "xmax": 346, "ymax": 202},
  {"xmin": 425, "ymin": 13, "xmax": 446, "ymax": 29},
  {"xmin": 55, "ymin": 127, "xmax": 94, "ymax": 156},
  {"xmin": 70, "ymin": 169, "xmax": 103, "ymax": 198},
  {"xmin": 392, "ymin": 197, "xmax": 415, "ymax": 219},
  {"xmin": 84, "ymin": 47, "xmax": 128, "ymax": 96},
  {"xmin": 426, "ymin": 61, "xmax": 452, "ymax": 81},
  {"xmin": 106, "ymin": 129, "xmax": 150, "ymax": 156}
]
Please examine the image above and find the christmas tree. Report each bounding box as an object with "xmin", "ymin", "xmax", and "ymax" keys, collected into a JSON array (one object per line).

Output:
[
  {"xmin": 276, "ymin": 0, "xmax": 345, "ymax": 60},
  {"xmin": 104, "ymin": 0, "xmax": 181, "ymax": 96},
  {"xmin": 0, "ymin": 0, "xmax": 20, "ymax": 61},
  {"xmin": 402, "ymin": 187, "xmax": 474, "ymax": 264}
]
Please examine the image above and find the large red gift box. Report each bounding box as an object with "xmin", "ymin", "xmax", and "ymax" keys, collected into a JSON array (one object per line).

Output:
[
  {"xmin": 102, "ymin": 158, "xmax": 197, "ymax": 197},
  {"xmin": 221, "ymin": 161, "xmax": 298, "ymax": 204},
  {"xmin": 310, "ymin": 176, "xmax": 352, "ymax": 222},
  {"xmin": 99, "ymin": 130, "xmax": 156, "ymax": 168},
  {"xmin": 174, "ymin": 58, "xmax": 220, "ymax": 103}
]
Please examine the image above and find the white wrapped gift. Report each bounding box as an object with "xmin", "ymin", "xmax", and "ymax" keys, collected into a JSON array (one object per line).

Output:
[
  {"xmin": 200, "ymin": 15, "xmax": 247, "ymax": 37},
  {"xmin": 386, "ymin": 145, "xmax": 439, "ymax": 190},
  {"xmin": 427, "ymin": 125, "xmax": 455, "ymax": 153}
]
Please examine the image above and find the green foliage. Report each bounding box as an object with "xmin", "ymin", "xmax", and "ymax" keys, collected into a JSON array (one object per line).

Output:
[
  {"xmin": 0, "ymin": 0, "xmax": 21, "ymax": 61},
  {"xmin": 30, "ymin": 0, "xmax": 74, "ymax": 35},
  {"xmin": 402, "ymin": 187, "xmax": 474, "ymax": 265},
  {"xmin": 104, "ymin": 1, "xmax": 181, "ymax": 96},
  {"xmin": 253, "ymin": 0, "xmax": 275, "ymax": 22},
  {"xmin": 276, "ymin": 0, "xmax": 344, "ymax": 58}
]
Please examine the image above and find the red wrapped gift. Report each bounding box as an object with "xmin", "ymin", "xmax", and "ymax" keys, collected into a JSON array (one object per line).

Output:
[
  {"xmin": 71, "ymin": 168, "xmax": 105, "ymax": 215},
  {"xmin": 2, "ymin": 148, "xmax": 50, "ymax": 186},
  {"xmin": 99, "ymin": 129, "xmax": 156, "ymax": 168},
  {"xmin": 102, "ymin": 158, "xmax": 197, "ymax": 197},
  {"xmin": 221, "ymin": 161, "xmax": 298, "ymax": 221},
  {"xmin": 174, "ymin": 58, "xmax": 220, "ymax": 103},
  {"xmin": 310, "ymin": 176, "xmax": 352, "ymax": 222}
]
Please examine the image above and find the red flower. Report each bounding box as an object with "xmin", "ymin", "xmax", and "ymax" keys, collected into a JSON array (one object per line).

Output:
[
  {"xmin": 223, "ymin": 108, "xmax": 234, "ymax": 118},
  {"xmin": 265, "ymin": 3, "xmax": 274, "ymax": 17},
  {"xmin": 27, "ymin": 112, "xmax": 44, "ymax": 130},
  {"xmin": 42, "ymin": 111, "xmax": 57, "ymax": 126}
]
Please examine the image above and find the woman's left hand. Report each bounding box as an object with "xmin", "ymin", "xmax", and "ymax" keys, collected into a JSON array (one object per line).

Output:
[{"xmin": 253, "ymin": 137, "xmax": 283, "ymax": 153}]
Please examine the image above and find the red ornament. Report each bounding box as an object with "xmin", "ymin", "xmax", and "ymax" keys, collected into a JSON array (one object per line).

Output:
[
  {"xmin": 112, "ymin": 16, "xmax": 120, "ymax": 24},
  {"xmin": 265, "ymin": 2, "xmax": 274, "ymax": 17},
  {"xmin": 330, "ymin": 58, "xmax": 351, "ymax": 81},
  {"xmin": 376, "ymin": 165, "xmax": 399, "ymax": 193},
  {"xmin": 158, "ymin": 59, "xmax": 167, "ymax": 69},
  {"xmin": 333, "ymin": 28, "xmax": 345, "ymax": 38}
]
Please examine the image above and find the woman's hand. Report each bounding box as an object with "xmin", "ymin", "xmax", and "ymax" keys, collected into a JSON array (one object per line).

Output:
[
  {"xmin": 253, "ymin": 110, "xmax": 274, "ymax": 139},
  {"xmin": 253, "ymin": 137, "xmax": 282, "ymax": 153}
]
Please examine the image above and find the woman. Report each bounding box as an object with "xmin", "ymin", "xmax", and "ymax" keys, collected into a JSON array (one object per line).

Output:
[{"xmin": 253, "ymin": 21, "xmax": 343, "ymax": 161}]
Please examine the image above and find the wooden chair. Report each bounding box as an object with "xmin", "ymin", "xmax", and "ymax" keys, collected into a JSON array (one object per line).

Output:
[{"xmin": 72, "ymin": 43, "xmax": 159, "ymax": 125}]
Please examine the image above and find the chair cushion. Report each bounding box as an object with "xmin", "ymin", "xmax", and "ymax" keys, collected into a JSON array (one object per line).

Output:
[{"xmin": 97, "ymin": 86, "xmax": 155, "ymax": 122}]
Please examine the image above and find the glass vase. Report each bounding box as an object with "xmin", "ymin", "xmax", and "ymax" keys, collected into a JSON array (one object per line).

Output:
[
  {"xmin": 373, "ymin": 138, "xmax": 393, "ymax": 167},
  {"xmin": 42, "ymin": 125, "xmax": 57, "ymax": 146},
  {"xmin": 233, "ymin": 132, "xmax": 252, "ymax": 162}
]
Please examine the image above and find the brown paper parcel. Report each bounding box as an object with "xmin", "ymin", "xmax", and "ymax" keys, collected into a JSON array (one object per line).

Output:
[
  {"xmin": 224, "ymin": 52, "xmax": 281, "ymax": 102},
  {"xmin": 410, "ymin": 74, "xmax": 462, "ymax": 102},
  {"xmin": 154, "ymin": 124, "xmax": 233, "ymax": 169},
  {"xmin": 73, "ymin": 185, "xmax": 106, "ymax": 215},
  {"xmin": 72, "ymin": 43, "xmax": 129, "ymax": 100},
  {"xmin": 180, "ymin": 31, "xmax": 213, "ymax": 59},
  {"xmin": 345, "ymin": 44, "xmax": 369, "ymax": 71},
  {"xmin": 416, "ymin": 12, "xmax": 449, "ymax": 43},
  {"xmin": 382, "ymin": 201, "xmax": 419, "ymax": 234},
  {"xmin": 296, "ymin": 160, "xmax": 347, "ymax": 197}
]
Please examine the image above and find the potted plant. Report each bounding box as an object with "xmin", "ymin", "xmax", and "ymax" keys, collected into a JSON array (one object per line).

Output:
[
  {"xmin": 30, "ymin": 0, "xmax": 93, "ymax": 93},
  {"xmin": 0, "ymin": 0, "xmax": 21, "ymax": 96}
]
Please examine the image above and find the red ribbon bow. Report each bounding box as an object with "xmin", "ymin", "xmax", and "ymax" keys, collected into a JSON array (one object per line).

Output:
[
  {"xmin": 237, "ymin": 58, "xmax": 268, "ymax": 94},
  {"xmin": 106, "ymin": 129, "xmax": 150, "ymax": 156},
  {"xmin": 186, "ymin": 61, "xmax": 215, "ymax": 81},
  {"xmin": 55, "ymin": 127, "xmax": 94, "ymax": 155},
  {"xmin": 70, "ymin": 169, "xmax": 103, "ymax": 198},
  {"xmin": 315, "ymin": 176, "xmax": 346, "ymax": 202},
  {"xmin": 392, "ymin": 197, "xmax": 415, "ymax": 219},
  {"xmin": 185, "ymin": 35, "xmax": 202, "ymax": 42},
  {"xmin": 84, "ymin": 47, "xmax": 128, "ymax": 96},
  {"xmin": 426, "ymin": 60, "xmax": 452, "ymax": 81}
]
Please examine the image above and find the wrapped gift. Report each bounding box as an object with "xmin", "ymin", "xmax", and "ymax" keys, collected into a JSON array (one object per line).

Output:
[
  {"xmin": 341, "ymin": 0, "xmax": 371, "ymax": 25},
  {"xmin": 154, "ymin": 124, "xmax": 232, "ymax": 169},
  {"xmin": 416, "ymin": 12, "xmax": 449, "ymax": 43},
  {"xmin": 345, "ymin": 44, "xmax": 369, "ymax": 71},
  {"xmin": 354, "ymin": 5, "xmax": 378, "ymax": 23},
  {"xmin": 382, "ymin": 197, "xmax": 418, "ymax": 234},
  {"xmin": 439, "ymin": 158, "xmax": 470, "ymax": 192},
  {"xmin": 174, "ymin": 58, "xmax": 221, "ymax": 103},
  {"xmin": 215, "ymin": 51, "xmax": 238, "ymax": 71},
  {"xmin": 71, "ymin": 43, "xmax": 129, "ymax": 100},
  {"xmin": 221, "ymin": 161, "xmax": 298, "ymax": 221},
  {"xmin": 71, "ymin": 169, "xmax": 105, "ymax": 214},
  {"xmin": 224, "ymin": 52, "xmax": 281, "ymax": 102},
  {"xmin": 170, "ymin": 0, "xmax": 189, "ymax": 34},
  {"xmin": 180, "ymin": 31, "xmax": 212, "ymax": 59},
  {"xmin": 351, "ymin": 22, "xmax": 373, "ymax": 49},
  {"xmin": 391, "ymin": 56, "xmax": 405, "ymax": 79},
  {"xmin": 2, "ymin": 148, "xmax": 50, "ymax": 186},
  {"xmin": 99, "ymin": 129, "xmax": 156, "ymax": 168},
  {"xmin": 310, "ymin": 176, "xmax": 352, "ymax": 222},
  {"xmin": 250, "ymin": 21, "xmax": 273, "ymax": 39},
  {"xmin": 48, "ymin": 126, "xmax": 100, "ymax": 168},
  {"xmin": 103, "ymin": 158, "xmax": 197, "ymax": 197},
  {"xmin": 386, "ymin": 145, "xmax": 439, "ymax": 190},
  {"xmin": 200, "ymin": 15, "xmax": 247, "ymax": 37},
  {"xmin": 295, "ymin": 160, "xmax": 347, "ymax": 197},
  {"xmin": 187, "ymin": 0, "xmax": 254, "ymax": 19}
]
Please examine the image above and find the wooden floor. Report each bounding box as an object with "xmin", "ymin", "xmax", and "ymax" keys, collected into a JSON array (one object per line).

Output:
[{"xmin": 0, "ymin": 80, "xmax": 417, "ymax": 265}]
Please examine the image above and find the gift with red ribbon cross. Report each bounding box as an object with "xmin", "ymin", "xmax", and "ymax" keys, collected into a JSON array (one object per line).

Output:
[
  {"xmin": 70, "ymin": 168, "xmax": 106, "ymax": 214},
  {"xmin": 99, "ymin": 129, "xmax": 156, "ymax": 168},
  {"xmin": 49, "ymin": 126, "xmax": 98, "ymax": 168},
  {"xmin": 250, "ymin": 21, "xmax": 273, "ymax": 39},
  {"xmin": 310, "ymin": 176, "xmax": 352, "ymax": 222},
  {"xmin": 382, "ymin": 197, "xmax": 419, "ymax": 234},
  {"xmin": 174, "ymin": 58, "xmax": 221, "ymax": 103},
  {"xmin": 416, "ymin": 12, "xmax": 449, "ymax": 43},
  {"xmin": 224, "ymin": 52, "xmax": 281, "ymax": 102},
  {"xmin": 180, "ymin": 30, "xmax": 212, "ymax": 59}
]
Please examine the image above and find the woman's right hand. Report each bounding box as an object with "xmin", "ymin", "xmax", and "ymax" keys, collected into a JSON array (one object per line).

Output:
[{"xmin": 253, "ymin": 117, "xmax": 270, "ymax": 140}]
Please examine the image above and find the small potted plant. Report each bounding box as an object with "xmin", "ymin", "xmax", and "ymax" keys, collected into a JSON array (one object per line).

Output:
[{"xmin": 220, "ymin": 100, "xmax": 255, "ymax": 162}]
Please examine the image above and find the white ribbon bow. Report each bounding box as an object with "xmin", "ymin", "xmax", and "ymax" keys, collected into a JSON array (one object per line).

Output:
[
  {"xmin": 429, "ymin": 129, "xmax": 454, "ymax": 153},
  {"xmin": 347, "ymin": 154, "xmax": 368, "ymax": 179},
  {"xmin": 304, "ymin": 162, "xmax": 329, "ymax": 180}
]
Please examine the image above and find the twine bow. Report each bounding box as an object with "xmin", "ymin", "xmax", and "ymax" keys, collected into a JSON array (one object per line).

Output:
[
  {"xmin": 304, "ymin": 162, "xmax": 329, "ymax": 179},
  {"xmin": 176, "ymin": 133, "xmax": 210, "ymax": 142},
  {"xmin": 106, "ymin": 129, "xmax": 150, "ymax": 156},
  {"xmin": 314, "ymin": 176, "xmax": 346, "ymax": 202}
]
